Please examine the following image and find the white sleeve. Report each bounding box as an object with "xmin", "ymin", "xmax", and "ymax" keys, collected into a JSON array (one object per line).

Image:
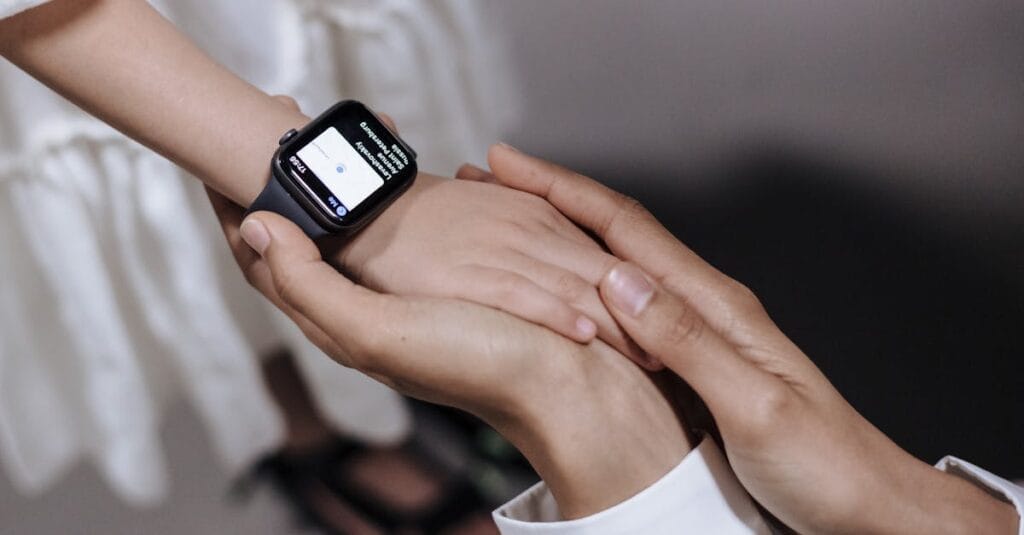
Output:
[
  {"xmin": 935, "ymin": 456, "xmax": 1024, "ymax": 534},
  {"xmin": 0, "ymin": 0, "xmax": 49, "ymax": 20},
  {"xmin": 492, "ymin": 437, "xmax": 772, "ymax": 534}
]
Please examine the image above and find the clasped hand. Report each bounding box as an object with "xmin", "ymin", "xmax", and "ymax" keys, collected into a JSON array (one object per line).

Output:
[{"xmin": 209, "ymin": 127, "xmax": 1017, "ymax": 533}]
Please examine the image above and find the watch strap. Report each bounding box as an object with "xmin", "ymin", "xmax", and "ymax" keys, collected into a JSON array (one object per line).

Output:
[{"xmin": 248, "ymin": 173, "xmax": 330, "ymax": 239}]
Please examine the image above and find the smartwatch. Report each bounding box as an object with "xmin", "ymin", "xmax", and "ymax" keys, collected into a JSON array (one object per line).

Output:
[{"xmin": 248, "ymin": 100, "xmax": 418, "ymax": 238}]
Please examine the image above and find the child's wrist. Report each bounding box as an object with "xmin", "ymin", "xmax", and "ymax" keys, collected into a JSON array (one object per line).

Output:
[{"xmin": 233, "ymin": 102, "xmax": 309, "ymax": 206}]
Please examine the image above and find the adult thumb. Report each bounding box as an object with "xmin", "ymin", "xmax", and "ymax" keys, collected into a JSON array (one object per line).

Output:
[{"xmin": 599, "ymin": 262, "xmax": 779, "ymax": 414}]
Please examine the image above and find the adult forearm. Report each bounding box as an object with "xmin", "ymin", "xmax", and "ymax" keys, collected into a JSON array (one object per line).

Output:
[
  {"xmin": 883, "ymin": 461, "xmax": 1019, "ymax": 535},
  {"xmin": 0, "ymin": 0, "xmax": 302, "ymax": 205}
]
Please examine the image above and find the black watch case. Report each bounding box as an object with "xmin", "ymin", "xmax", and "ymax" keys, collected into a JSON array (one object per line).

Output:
[{"xmin": 271, "ymin": 100, "xmax": 418, "ymax": 234}]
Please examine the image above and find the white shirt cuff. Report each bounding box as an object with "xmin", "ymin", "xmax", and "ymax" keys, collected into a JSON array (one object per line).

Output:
[
  {"xmin": 492, "ymin": 436, "xmax": 771, "ymax": 534},
  {"xmin": 935, "ymin": 456, "xmax": 1024, "ymax": 535}
]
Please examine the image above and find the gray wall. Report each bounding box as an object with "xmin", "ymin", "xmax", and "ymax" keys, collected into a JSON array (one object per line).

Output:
[
  {"xmin": 494, "ymin": 0, "xmax": 1024, "ymax": 225},
  {"xmin": 493, "ymin": 2, "xmax": 1024, "ymax": 478}
]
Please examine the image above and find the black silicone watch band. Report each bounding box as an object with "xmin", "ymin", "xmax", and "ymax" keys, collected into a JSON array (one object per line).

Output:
[{"xmin": 248, "ymin": 174, "xmax": 330, "ymax": 239}]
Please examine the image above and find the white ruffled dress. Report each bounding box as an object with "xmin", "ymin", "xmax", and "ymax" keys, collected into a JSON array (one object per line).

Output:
[{"xmin": 0, "ymin": 0, "xmax": 517, "ymax": 505}]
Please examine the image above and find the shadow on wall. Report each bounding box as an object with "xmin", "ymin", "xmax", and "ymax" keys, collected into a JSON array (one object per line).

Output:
[{"xmin": 589, "ymin": 148, "xmax": 1023, "ymax": 477}]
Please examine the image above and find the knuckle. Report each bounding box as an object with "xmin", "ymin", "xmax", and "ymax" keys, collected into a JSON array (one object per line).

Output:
[
  {"xmin": 554, "ymin": 271, "xmax": 590, "ymax": 303},
  {"xmin": 729, "ymin": 279, "xmax": 762, "ymax": 307},
  {"xmin": 494, "ymin": 272, "xmax": 530, "ymax": 303},
  {"xmin": 739, "ymin": 384, "xmax": 792, "ymax": 444},
  {"xmin": 724, "ymin": 278, "xmax": 769, "ymax": 319},
  {"xmin": 499, "ymin": 213, "xmax": 534, "ymax": 237},
  {"xmin": 620, "ymin": 195, "xmax": 650, "ymax": 220},
  {"xmin": 595, "ymin": 252, "xmax": 621, "ymax": 280},
  {"xmin": 271, "ymin": 265, "xmax": 303, "ymax": 308},
  {"xmin": 516, "ymin": 192, "xmax": 561, "ymax": 228},
  {"xmin": 659, "ymin": 299, "xmax": 707, "ymax": 348},
  {"xmin": 603, "ymin": 195, "xmax": 652, "ymax": 236},
  {"xmin": 539, "ymin": 202, "xmax": 566, "ymax": 229}
]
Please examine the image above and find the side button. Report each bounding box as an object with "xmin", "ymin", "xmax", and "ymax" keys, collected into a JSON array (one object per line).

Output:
[{"xmin": 278, "ymin": 129, "xmax": 298, "ymax": 146}]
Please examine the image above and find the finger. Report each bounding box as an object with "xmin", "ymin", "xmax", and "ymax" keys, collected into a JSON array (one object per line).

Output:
[
  {"xmin": 479, "ymin": 251, "xmax": 657, "ymax": 368},
  {"xmin": 487, "ymin": 143, "xmax": 699, "ymax": 278},
  {"xmin": 271, "ymin": 94, "xmax": 301, "ymax": 112},
  {"xmin": 451, "ymin": 265, "xmax": 598, "ymax": 343},
  {"xmin": 241, "ymin": 211, "xmax": 400, "ymax": 361},
  {"xmin": 599, "ymin": 261, "xmax": 784, "ymax": 419},
  {"xmin": 235, "ymin": 254, "xmax": 348, "ymax": 360},
  {"xmin": 205, "ymin": 186, "xmax": 347, "ymax": 359},
  {"xmin": 457, "ymin": 168, "xmax": 600, "ymax": 248},
  {"xmin": 377, "ymin": 112, "xmax": 399, "ymax": 134},
  {"xmin": 455, "ymin": 163, "xmax": 498, "ymax": 183},
  {"xmin": 487, "ymin": 143, "xmax": 783, "ymax": 349},
  {"xmin": 517, "ymin": 229, "xmax": 619, "ymax": 286},
  {"xmin": 486, "ymin": 143, "xmax": 623, "ymax": 228}
]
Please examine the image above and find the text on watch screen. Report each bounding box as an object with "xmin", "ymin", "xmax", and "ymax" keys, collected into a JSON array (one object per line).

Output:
[{"xmin": 291, "ymin": 122, "xmax": 410, "ymax": 217}]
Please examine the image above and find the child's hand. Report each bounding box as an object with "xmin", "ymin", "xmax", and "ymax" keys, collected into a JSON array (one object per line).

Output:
[
  {"xmin": 209, "ymin": 193, "xmax": 689, "ymax": 520},
  {"xmin": 331, "ymin": 171, "xmax": 648, "ymax": 366},
  {"xmin": 265, "ymin": 96, "xmax": 645, "ymax": 365},
  {"xmin": 2, "ymin": 1, "xmax": 642, "ymax": 358}
]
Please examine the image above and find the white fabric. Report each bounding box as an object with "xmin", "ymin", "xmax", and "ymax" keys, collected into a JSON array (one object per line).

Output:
[
  {"xmin": 0, "ymin": 0, "xmax": 517, "ymax": 505},
  {"xmin": 493, "ymin": 435, "xmax": 1024, "ymax": 534},
  {"xmin": 0, "ymin": 0, "xmax": 38, "ymax": 18},
  {"xmin": 936, "ymin": 456, "xmax": 1024, "ymax": 535},
  {"xmin": 493, "ymin": 437, "xmax": 772, "ymax": 534}
]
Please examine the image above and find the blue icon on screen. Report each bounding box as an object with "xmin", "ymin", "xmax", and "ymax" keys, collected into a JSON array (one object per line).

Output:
[
  {"xmin": 328, "ymin": 196, "xmax": 346, "ymax": 216},
  {"xmin": 336, "ymin": 163, "xmax": 346, "ymax": 174}
]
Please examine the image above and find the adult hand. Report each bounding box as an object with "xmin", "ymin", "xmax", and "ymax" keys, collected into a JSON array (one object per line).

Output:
[
  {"xmin": 260, "ymin": 97, "xmax": 647, "ymax": 367},
  {"xmin": 206, "ymin": 183, "xmax": 690, "ymax": 520},
  {"xmin": 465, "ymin": 144, "xmax": 1019, "ymax": 534}
]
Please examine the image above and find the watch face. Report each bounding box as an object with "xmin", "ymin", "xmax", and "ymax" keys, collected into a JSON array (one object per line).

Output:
[{"xmin": 275, "ymin": 101, "xmax": 417, "ymax": 229}]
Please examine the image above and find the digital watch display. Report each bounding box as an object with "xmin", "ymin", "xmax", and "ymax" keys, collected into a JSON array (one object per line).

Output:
[{"xmin": 249, "ymin": 100, "xmax": 417, "ymax": 238}]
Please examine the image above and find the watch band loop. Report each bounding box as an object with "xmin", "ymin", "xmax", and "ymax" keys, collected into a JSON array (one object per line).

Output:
[{"xmin": 247, "ymin": 174, "xmax": 330, "ymax": 239}]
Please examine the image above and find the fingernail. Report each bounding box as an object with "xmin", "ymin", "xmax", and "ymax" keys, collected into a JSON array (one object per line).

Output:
[
  {"xmin": 605, "ymin": 263, "xmax": 655, "ymax": 317},
  {"xmin": 576, "ymin": 316, "xmax": 598, "ymax": 339},
  {"xmin": 498, "ymin": 142, "xmax": 520, "ymax": 153},
  {"xmin": 240, "ymin": 218, "xmax": 270, "ymax": 255}
]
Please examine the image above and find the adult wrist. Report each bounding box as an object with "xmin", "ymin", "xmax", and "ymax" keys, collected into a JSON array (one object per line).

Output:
[
  {"xmin": 500, "ymin": 348, "xmax": 692, "ymax": 520},
  {"xmin": 866, "ymin": 458, "xmax": 1019, "ymax": 534},
  {"xmin": 915, "ymin": 467, "xmax": 1019, "ymax": 534}
]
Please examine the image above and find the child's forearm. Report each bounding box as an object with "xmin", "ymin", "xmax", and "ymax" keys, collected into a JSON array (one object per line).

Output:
[
  {"xmin": 1, "ymin": 2, "xmax": 639, "ymax": 354},
  {"xmin": 0, "ymin": 0, "xmax": 303, "ymax": 205}
]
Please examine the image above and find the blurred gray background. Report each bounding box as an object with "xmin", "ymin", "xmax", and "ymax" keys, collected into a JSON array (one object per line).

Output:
[
  {"xmin": 3, "ymin": 1, "xmax": 1022, "ymax": 533},
  {"xmin": 496, "ymin": 0, "xmax": 1024, "ymax": 228}
]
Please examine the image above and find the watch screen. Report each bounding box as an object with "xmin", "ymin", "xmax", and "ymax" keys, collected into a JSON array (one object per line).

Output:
[
  {"xmin": 296, "ymin": 126, "xmax": 386, "ymax": 213},
  {"xmin": 276, "ymin": 101, "xmax": 416, "ymax": 227}
]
